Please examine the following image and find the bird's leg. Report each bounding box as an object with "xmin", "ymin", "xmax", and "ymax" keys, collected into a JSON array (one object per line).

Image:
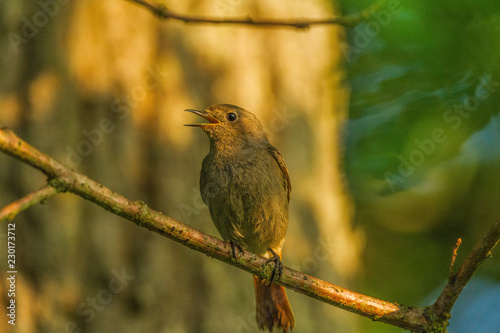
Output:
[
  {"xmin": 265, "ymin": 248, "xmax": 283, "ymax": 286},
  {"xmin": 229, "ymin": 240, "xmax": 244, "ymax": 260}
]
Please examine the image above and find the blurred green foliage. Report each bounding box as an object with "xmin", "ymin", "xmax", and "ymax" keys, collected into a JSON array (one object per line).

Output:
[{"xmin": 340, "ymin": 0, "xmax": 500, "ymax": 331}]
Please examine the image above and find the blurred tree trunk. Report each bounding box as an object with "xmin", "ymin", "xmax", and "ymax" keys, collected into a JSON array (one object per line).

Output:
[{"xmin": 0, "ymin": 0, "xmax": 362, "ymax": 332}]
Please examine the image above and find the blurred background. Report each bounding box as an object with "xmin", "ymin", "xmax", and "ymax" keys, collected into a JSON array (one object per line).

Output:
[{"xmin": 0, "ymin": 0, "xmax": 499, "ymax": 332}]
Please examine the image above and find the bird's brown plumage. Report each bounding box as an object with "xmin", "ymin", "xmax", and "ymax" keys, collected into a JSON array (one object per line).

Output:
[{"xmin": 186, "ymin": 104, "xmax": 295, "ymax": 332}]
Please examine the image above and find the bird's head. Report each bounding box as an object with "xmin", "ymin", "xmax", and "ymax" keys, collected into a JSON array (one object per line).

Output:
[{"xmin": 184, "ymin": 104, "xmax": 268, "ymax": 145}]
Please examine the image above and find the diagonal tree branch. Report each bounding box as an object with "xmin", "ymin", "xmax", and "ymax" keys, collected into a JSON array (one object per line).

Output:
[
  {"xmin": 433, "ymin": 218, "xmax": 500, "ymax": 321},
  {"xmin": 126, "ymin": 0, "xmax": 386, "ymax": 29},
  {"xmin": 1, "ymin": 127, "xmax": 499, "ymax": 332}
]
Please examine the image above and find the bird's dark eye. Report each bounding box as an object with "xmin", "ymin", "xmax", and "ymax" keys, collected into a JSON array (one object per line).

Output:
[{"xmin": 226, "ymin": 112, "xmax": 238, "ymax": 122}]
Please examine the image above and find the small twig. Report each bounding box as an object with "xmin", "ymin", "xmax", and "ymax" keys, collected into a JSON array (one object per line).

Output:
[
  {"xmin": 126, "ymin": 0, "xmax": 387, "ymax": 29},
  {"xmin": 448, "ymin": 238, "xmax": 462, "ymax": 281},
  {"xmin": 0, "ymin": 185, "xmax": 59, "ymax": 222}
]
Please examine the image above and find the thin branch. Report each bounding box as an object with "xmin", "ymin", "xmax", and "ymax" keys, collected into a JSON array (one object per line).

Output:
[
  {"xmin": 0, "ymin": 184, "xmax": 59, "ymax": 222},
  {"xmin": 433, "ymin": 218, "xmax": 500, "ymax": 320},
  {"xmin": 126, "ymin": 0, "xmax": 386, "ymax": 29},
  {"xmin": 1, "ymin": 127, "xmax": 499, "ymax": 333}
]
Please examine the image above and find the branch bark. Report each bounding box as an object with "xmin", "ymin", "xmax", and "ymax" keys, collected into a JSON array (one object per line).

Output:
[
  {"xmin": 126, "ymin": 0, "xmax": 386, "ymax": 29},
  {"xmin": 1, "ymin": 127, "xmax": 499, "ymax": 332}
]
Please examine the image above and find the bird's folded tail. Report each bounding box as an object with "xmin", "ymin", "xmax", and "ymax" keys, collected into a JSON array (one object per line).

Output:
[{"xmin": 253, "ymin": 276, "xmax": 295, "ymax": 332}]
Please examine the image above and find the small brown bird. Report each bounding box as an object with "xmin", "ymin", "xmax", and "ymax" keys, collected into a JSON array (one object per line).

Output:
[{"xmin": 185, "ymin": 104, "xmax": 295, "ymax": 332}]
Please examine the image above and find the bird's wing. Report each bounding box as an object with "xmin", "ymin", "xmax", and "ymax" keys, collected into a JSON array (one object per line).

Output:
[{"xmin": 266, "ymin": 145, "xmax": 291, "ymax": 202}]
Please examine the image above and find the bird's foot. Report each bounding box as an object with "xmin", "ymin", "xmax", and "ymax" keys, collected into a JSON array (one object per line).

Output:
[
  {"xmin": 229, "ymin": 240, "xmax": 244, "ymax": 260},
  {"xmin": 265, "ymin": 249, "xmax": 283, "ymax": 286}
]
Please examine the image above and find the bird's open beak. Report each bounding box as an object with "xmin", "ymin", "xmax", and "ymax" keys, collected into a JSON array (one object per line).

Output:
[{"xmin": 184, "ymin": 109, "xmax": 221, "ymax": 127}]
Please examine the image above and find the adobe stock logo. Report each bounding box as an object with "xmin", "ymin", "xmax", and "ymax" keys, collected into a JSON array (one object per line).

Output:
[
  {"xmin": 340, "ymin": 0, "xmax": 404, "ymax": 63},
  {"xmin": 65, "ymin": 268, "xmax": 135, "ymax": 332},
  {"xmin": 384, "ymin": 75, "xmax": 500, "ymax": 192},
  {"xmin": 213, "ymin": 0, "xmax": 241, "ymax": 15},
  {"xmin": 64, "ymin": 66, "xmax": 169, "ymax": 168},
  {"xmin": 8, "ymin": 0, "xmax": 70, "ymax": 53}
]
